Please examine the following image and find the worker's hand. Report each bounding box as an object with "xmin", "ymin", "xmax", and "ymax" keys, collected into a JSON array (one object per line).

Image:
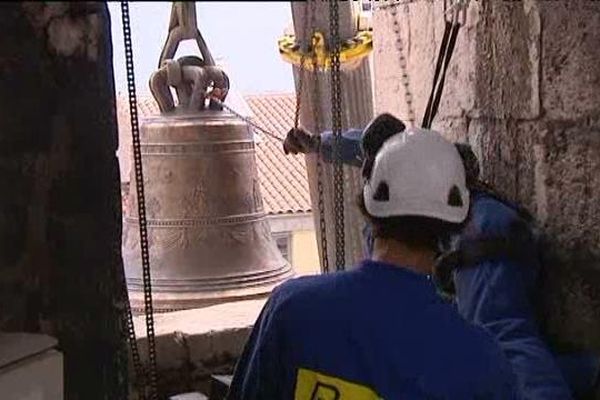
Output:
[
  {"xmin": 208, "ymin": 88, "xmax": 228, "ymax": 102},
  {"xmin": 283, "ymin": 128, "xmax": 319, "ymax": 155}
]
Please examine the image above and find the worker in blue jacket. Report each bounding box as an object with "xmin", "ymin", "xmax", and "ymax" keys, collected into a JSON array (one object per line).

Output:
[
  {"xmin": 442, "ymin": 143, "xmax": 600, "ymax": 400},
  {"xmin": 228, "ymin": 128, "xmax": 519, "ymax": 399},
  {"xmin": 280, "ymin": 115, "xmax": 600, "ymax": 399}
]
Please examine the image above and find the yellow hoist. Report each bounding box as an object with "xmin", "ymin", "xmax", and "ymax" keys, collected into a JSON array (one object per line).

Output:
[{"xmin": 278, "ymin": 30, "xmax": 373, "ymax": 71}]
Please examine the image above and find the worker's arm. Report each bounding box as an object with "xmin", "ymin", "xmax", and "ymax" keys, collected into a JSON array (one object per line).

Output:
[
  {"xmin": 283, "ymin": 114, "xmax": 405, "ymax": 168},
  {"xmin": 283, "ymin": 127, "xmax": 363, "ymax": 167},
  {"xmin": 455, "ymin": 258, "xmax": 574, "ymax": 400},
  {"xmin": 454, "ymin": 197, "xmax": 574, "ymax": 400},
  {"xmin": 319, "ymin": 129, "xmax": 363, "ymax": 167}
]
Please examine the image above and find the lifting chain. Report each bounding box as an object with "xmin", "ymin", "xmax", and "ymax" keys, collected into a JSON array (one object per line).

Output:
[
  {"xmin": 121, "ymin": 2, "xmax": 159, "ymax": 400},
  {"xmin": 309, "ymin": 4, "xmax": 331, "ymax": 275},
  {"xmin": 289, "ymin": 0, "xmax": 330, "ymax": 273},
  {"xmin": 297, "ymin": 1, "xmax": 331, "ymax": 274},
  {"xmin": 122, "ymin": 277, "xmax": 145, "ymax": 398},
  {"xmin": 329, "ymin": 0, "xmax": 345, "ymax": 271},
  {"xmin": 387, "ymin": 2, "xmax": 416, "ymax": 127},
  {"xmin": 293, "ymin": 1, "xmax": 312, "ymax": 133}
]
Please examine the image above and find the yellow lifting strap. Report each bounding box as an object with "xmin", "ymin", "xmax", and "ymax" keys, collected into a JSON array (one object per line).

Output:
[{"xmin": 278, "ymin": 30, "xmax": 373, "ymax": 71}]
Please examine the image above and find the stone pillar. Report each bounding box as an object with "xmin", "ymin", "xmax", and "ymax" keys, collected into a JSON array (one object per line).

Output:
[
  {"xmin": 291, "ymin": 1, "xmax": 374, "ymax": 270},
  {"xmin": 0, "ymin": 3, "xmax": 128, "ymax": 399},
  {"xmin": 374, "ymin": 0, "xmax": 600, "ymax": 351}
]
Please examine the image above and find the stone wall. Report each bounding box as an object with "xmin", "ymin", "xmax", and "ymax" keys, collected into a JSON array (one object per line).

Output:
[
  {"xmin": 374, "ymin": 0, "xmax": 600, "ymax": 351},
  {"xmin": 131, "ymin": 300, "xmax": 263, "ymax": 397},
  {"xmin": 0, "ymin": 3, "xmax": 128, "ymax": 398}
]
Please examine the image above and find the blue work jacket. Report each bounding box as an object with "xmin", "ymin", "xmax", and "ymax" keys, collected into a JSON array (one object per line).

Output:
[
  {"xmin": 228, "ymin": 261, "xmax": 519, "ymax": 399},
  {"xmin": 455, "ymin": 191, "xmax": 575, "ymax": 400},
  {"xmin": 320, "ymin": 129, "xmax": 364, "ymax": 167}
]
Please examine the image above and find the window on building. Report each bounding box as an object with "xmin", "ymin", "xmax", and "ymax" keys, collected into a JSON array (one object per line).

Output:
[
  {"xmin": 274, "ymin": 233, "xmax": 292, "ymax": 262},
  {"xmin": 361, "ymin": 0, "xmax": 373, "ymax": 12}
]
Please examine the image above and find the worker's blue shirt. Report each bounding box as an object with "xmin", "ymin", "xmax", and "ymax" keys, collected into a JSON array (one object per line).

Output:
[{"xmin": 228, "ymin": 260, "xmax": 519, "ymax": 400}]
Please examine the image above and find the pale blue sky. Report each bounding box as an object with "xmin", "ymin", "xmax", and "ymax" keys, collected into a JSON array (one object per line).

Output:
[{"xmin": 108, "ymin": 1, "xmax": 295, "ymax": 95}]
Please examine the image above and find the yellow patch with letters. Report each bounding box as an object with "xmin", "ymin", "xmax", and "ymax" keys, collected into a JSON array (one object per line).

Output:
[{"xmin": 294, "ymin": 368, "xmax": 383, "ymax": 400}]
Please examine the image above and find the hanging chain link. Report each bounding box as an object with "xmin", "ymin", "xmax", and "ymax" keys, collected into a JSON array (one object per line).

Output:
[
  {"xmin": 122, "ymin": 277, "xmax": 146, "ymax": 399},
  {"xmin": 388, "ymin": 3, "xmax": 416, "ymax": 127},
  {"xmin": 292, "ymin": 0, "xmax": 330, "ymax": 274},
  {"xmin": 379, "ymin": 0, "xmax": 467, "ymax": 127},
  {"xmin": 121, "ymin": 3, "xmax": 159, "ymax": 400},
  {"xmin": 329, "ymin": 0, "xmax": 345, "ymax": 271},
  {"xmin": 302, "ymin": 1, "xmax": 331, "ymax": 274},
  {"xmin": 293, "ymin": 1, "xmax": 312, "ymax": 132},
  {"xmin": 315, "ymin": 154, "xmax": 330, "ymax": 274}
]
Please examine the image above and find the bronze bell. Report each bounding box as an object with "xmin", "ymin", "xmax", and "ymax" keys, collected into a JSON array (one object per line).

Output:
[
  {"xmin": 122, "ymin": 111, "xmax": 293, "ymax": 312},
  {"xmin": 123, "ymin": 3, "xmax": 292, "ymax": 311}
]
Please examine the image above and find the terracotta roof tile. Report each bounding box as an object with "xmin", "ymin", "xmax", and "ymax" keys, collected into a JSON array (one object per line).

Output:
[{"xmin": 116, "ymin": 92, "xmax": 311, "ymax": 215}]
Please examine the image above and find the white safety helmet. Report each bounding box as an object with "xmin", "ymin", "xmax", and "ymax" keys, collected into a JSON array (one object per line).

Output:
[{"xmin": 363, "ymin": 128, "xmax": 470, "ymax": 223}]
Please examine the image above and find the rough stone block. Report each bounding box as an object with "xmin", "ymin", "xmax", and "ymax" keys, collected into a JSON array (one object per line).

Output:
[
  {"xmin": 541, "ymin": 249, "xmax": 600, "ymax": 352},
  {"xmin": 135, "ymin": 332, "xmax": 188, "ymax": 370},
  {"xmin": 375, "ymin": 2, "xmax": 482, "ymax": 122},
  {"xmin": 0, "ymin": 3, "xmax": 128, "ymax": 398},
  {"xmin": 539, "ymin": 1, "xmax": 600, "ymax": 120},
  {"xmin": 467, "ymin": 118, "xmax": 520, "ymax": 199},
  {"xmin": 133, "ymin": 299, "xmax": 263, "ymax": 370},
  {"xmin": 472, "ymin": 1, "xmax": 541, "ymax": 120},
  {"xmin": 513, "ymin": 122, "xmax": 539, "ymax": 214},
  {"xmin": 431, "ymin": 116, "xmax": 469, "ymax": 143},
  {"xmin": 536, "ymin": 119, "xmax": 600, "ymax": 251},
  {"xmin": 375, "ymin": 1, "xmax": 544, "ymax": 121},
  {"xmin": 208, "ymin": 328, "xmax": 249, "ymax": 361},
  {"xmin": 373, "ymin": 0, "xmax": 600, "ymax": 354}
]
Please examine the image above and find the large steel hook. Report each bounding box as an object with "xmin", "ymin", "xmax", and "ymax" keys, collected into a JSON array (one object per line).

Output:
[{"xmin": 158, "ymin": 2, "xmax": 215, "ymax": 68}]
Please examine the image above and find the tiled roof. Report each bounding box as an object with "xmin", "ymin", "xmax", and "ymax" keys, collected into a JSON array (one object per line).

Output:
[
  {"xmin": 116, "ymin": 92, "xmax": 311, "ymax": 215},
  {"xmin": 245, "ymin": 93, "xmax": 312, "ymax": 215}
]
